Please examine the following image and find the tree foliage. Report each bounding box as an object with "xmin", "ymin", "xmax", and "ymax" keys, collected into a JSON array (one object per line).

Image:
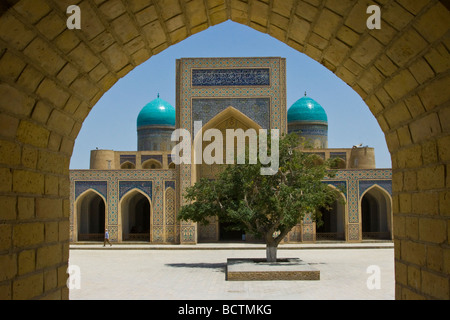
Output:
[{"xmin": 178, "ymin": 133, "xmax": 344, "ymax": 261}]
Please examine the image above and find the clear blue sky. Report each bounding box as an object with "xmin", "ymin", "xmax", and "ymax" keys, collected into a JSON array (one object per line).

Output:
[{"xmin": 70, "ymin": 21, "xmax": 391, "ymax": 169}]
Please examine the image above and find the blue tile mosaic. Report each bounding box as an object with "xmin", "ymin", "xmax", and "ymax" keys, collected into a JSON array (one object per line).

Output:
[
  {"xmin": 326, "ymin": 180, "xmax": 347, "ymax": 196},
  {"xmin": 119, "ymin": 181, "xmax": 152, "ymax": 200},
  {"xmin": 165, "ymin": 180, "xmax": 175, "ymax": 190},
  {"xmin": 75, "ymin": 181, "xmax": 107, "ymax": 200},
  {"xmin": 192, "ymin": 68, "xmax": 270, "ymax": 87},
  {"xmin": 359, "ymin": 180, "xmax": 392, "ymax": 196}
]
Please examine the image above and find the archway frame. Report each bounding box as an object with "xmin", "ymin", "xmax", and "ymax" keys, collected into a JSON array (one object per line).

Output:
[
  {"xmin": 118, "ymin": 188, "xmax": 153, "ymax": 242},
  {"xmin": 0, "ymin": 0, "xmax": 448, "ymax": 300}
]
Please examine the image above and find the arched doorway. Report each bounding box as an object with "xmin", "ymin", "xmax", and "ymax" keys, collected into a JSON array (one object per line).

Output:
[
  {"xmin": 76, "ymin": 190, "xmax": 106, "ymax": 242},
  {"xmin": 316, "ymin": 191, "xmax": 346, "ymax": 241},
  {"xmin": 194, "ymin": 107, "xmax": 262, "ymax": 242},
  {"xmin": 361, "ymin": 186, "xmax": 392, "ymax": 240},
  {"xmin": 120, "ymin": 190, "xmax": 151, "ymax": 242}
]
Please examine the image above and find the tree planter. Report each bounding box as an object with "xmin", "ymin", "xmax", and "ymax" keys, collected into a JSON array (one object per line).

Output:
[{"xmin": 226, "ymin": 258, "xmax": 320, "ymax": 281}]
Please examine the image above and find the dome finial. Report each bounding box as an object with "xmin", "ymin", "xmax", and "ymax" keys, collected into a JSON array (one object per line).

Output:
[
  {"xmin": 304, "ymin": 91, "xmax": 307, "ymax": 97},
  {"xmin": 157, "ymin": 92, "xmax": 160, "ymax": 98}
]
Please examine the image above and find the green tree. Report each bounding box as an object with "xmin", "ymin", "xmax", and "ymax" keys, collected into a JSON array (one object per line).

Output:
[{"xmin": 178, "ymin": 133, "xmax": 343, "ymax": 262}]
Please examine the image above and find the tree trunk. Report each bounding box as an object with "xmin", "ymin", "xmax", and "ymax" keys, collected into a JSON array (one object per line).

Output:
[
  {"xmin": 266, "ymin": 245, "xmax": 278, "ymax": 262},
  {"xmin": 264, "ymin": 227, "xmax": 291, "ymax": 262}
]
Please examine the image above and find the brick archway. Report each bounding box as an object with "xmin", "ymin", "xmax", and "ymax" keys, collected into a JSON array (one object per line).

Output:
[{"xmin": 0, "ymin": 0, "xmax": 448, "ymax": 300}]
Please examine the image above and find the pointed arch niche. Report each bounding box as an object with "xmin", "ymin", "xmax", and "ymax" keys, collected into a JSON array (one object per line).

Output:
[
  {"xmin": 192, "ymin": 106, "xmax": 263, "ymax": 183},
  {"xmin": 315, "ymin": 185, "xmax": 347, "ymax": 241},
  {"xmin": 75, "ymin": 189, "xmax": 106, "ymax": 242},
  {"xmin": 194, "ymin": 106, "xmax": 262, "ymax": 242},
  {"xmin": 360, "ymin": 185, "xmax": 393, "ymax": 240},
  {"xmin": 119, "ymin": 189, "xmax": 152, "ymax": 242},
  {"xmin": 142, "ymin": 159, "xmax": 162, "ymax": 169}
]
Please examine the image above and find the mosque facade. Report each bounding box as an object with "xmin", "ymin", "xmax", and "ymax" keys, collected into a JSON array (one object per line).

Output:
[{"xmin": 69, "ymin": 57, "xmax": 392, "ymax": 244}]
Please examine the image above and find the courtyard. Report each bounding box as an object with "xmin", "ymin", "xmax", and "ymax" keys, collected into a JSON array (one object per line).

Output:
[{"xmin": 68, "ymin": 243, "xmax": 394, "ymax": 300}]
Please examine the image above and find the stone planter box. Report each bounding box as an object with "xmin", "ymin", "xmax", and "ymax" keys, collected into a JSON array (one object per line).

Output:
[{"xmin": 226, "ymin": 258, "xmax": 320, "ymax": 281}]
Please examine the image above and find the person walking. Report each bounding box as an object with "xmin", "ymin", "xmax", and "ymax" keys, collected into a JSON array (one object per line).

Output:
[{"xmin": 104, "ymin": 228, "xmax": 112, "ymax": 247}]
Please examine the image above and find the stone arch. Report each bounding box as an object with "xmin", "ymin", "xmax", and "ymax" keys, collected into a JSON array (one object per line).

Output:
[
  {"xmin": 360, "ymin": 184, "xmax": 393, "ymax": 241},
  {"xmin": 0, "ymin": 0, "xmax": 448, "ymax": 300},
  {"xmin": 142, "ymin": 159, "xmax": 162, "ymax": 169},
  {"xmin": 119, "ymin": 188, "xmax": 152, "ymax": 242},
  {"xmin": 73, "ymin": 188, "xmax": 107, "ymax": 242},
  {"xmin": 120, "ymin": 161, "xmax": 136, "ymax": 169},
  {"xmin": 330, "ymin": 157, "xmax": 346, "ymax": 169},
  {"xmin": 316, "ymin": 184, "xmax": 347, "ymax": 241}
]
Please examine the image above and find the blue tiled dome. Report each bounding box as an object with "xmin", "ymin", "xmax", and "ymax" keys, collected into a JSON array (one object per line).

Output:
[
  {"xmin": 137, "ymin": 95, "xmax": 175, "ymax": 128},
  {"xmin": 288, "ymin": 95, "xmax": 328, "ymax": 124}
]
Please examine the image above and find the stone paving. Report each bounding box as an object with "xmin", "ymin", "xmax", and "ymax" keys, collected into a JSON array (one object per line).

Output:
[{"xmin": 68, "ymin": 243, "xmax": 394, "ymax": 300}]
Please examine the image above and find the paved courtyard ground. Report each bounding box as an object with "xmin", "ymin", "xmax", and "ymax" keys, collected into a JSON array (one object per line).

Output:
[{"xmin": 68, "ymin": 243, "xmax": 394, "ymax": 300}]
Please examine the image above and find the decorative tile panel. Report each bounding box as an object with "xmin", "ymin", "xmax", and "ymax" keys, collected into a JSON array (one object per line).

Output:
[
  {"xmin": 119, "ymin": 181, "xmax": 152, "ymax": 200},
  {"xmin": 177, "ymin": 57, "xmax": 287, "ymax": 243},
  {"xmin": 70, "ymin": 169, "xmax": 176, "ymax": 243},
  {"xmin": 75, "ymin": 181, "xmax": 107, "ymax": 200},
  {"xmin": 165, "ymin": 180, "xmax": 175, "ymax": 190},
  {"xmin": 359, "ymin": 180, "xmax": 392, "ymax": 196},
  {"xmin": 192, "ymin": 68, "xmax": 270, "ymax": 87},
  {"xmin": 326, "ymin": 180, "xmax": 347, "ymax": 196},
  {"xmin": 324, "ymin": 169, "xmax": 392, "ymax": 241}
]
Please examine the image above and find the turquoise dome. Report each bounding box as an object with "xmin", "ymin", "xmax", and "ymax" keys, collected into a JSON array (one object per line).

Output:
[
  {"xmin": 137, "ymin": 95, "xmax": 175, "ymax": 128},
  {"xmin": 288, "ymin": 95, "xmax": 328, "ymax": 124}
]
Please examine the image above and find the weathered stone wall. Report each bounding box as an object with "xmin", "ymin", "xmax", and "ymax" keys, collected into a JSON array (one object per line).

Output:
[{"xmin": 0, "ymin": 0, "xmax": 448, "ymax": 299}]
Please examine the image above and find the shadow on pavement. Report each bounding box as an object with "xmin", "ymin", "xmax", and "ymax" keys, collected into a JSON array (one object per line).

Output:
[{"xmin": 166, "ymin": 262, "xmax": 226, "ymax": 273}]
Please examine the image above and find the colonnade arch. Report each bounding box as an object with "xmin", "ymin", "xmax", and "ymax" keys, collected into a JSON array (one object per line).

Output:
[
  {"xmin": 0, "ymin": 0, "xmax": 448, "ymax": 300},
  {"xmin": 119, "ymin": 189, "xmax": 152, "ymax": 242},
  {"xmin": 316, "ymin": 187, "xmax": 347, "ymax": 241},
  {"xmin": 360, "ymin": 185, "xmax": 393, "ymax": 240},
  {"xmin": 142, "ymin": 159, "xmax": 163, "ymax": 169},
  {"xmin": 74, "ymin": 189, "xmax": 106, "ymax": 242}
]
